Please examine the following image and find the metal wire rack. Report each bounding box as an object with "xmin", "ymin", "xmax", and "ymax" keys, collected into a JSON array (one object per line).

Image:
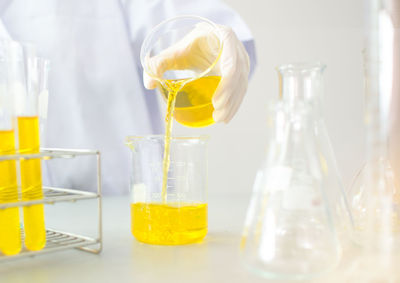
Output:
[{"xmin": 0, "ymin": 148, "xmax": 102, "ymax": 261}]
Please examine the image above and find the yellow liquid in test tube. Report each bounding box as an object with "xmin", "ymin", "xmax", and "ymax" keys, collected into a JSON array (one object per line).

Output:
[
  {"xmin": 18, "ymin": 116, "xmax": 46, "ymax": 251},
  {"xmin": 0, "ymin": 130, "xmax": 22, "ymax": 255},
  {"xmin": 131, "ymin": 203, "xmax": 207, "ymax": 245}
]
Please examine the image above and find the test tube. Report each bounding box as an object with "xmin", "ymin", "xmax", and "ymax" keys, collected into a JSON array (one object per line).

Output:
[
  {"xmin": 15, "ymin": 46, "xmax": 49, "ymax": 251},
  {"xmin": 0, "ymin": 41, "xmax": 22, "ymax": 255}
]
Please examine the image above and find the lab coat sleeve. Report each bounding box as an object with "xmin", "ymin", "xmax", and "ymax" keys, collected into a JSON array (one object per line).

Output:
[
  {"xmin": 0, "ymin": 18, "xmax": 11, "ymax": 39},
  {"xmin": 121, "ymin": 0, "xmax": 257, "ymax": 77}
]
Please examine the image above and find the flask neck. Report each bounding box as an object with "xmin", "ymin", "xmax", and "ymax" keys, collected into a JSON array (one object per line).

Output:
[{"xmin": 277, "ymin": 63, "xmax": 325, "ymax": 117}]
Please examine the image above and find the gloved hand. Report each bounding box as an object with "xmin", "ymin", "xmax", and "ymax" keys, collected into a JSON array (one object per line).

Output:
[{"xmin": 143, "ymin": 23, "xmax": 250, "ymax": 123}]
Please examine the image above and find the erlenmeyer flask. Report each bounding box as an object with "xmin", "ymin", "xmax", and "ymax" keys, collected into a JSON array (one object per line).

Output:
[{"xmin": 241, "ymin": 63, "xmax": 349, "ymax": 280}]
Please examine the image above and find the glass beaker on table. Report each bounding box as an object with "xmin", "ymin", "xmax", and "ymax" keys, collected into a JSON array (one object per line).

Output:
[{"xmin": 126, "ymin": 135, "xmax": 209, "ymax": 245}]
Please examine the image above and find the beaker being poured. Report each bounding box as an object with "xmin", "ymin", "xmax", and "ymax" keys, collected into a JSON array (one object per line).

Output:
[
  {"xmin": 241, "ymin": 63, "xmax": 352, "ymax": 280},
  {"xmin": 140, "ymin": 15, "xmax": 223, "ymax": 128}
]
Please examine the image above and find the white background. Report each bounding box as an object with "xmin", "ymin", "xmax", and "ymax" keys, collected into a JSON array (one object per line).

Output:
[{"xmin": 172, "ymin": 0, "xmax": 366, "ymax": 196}]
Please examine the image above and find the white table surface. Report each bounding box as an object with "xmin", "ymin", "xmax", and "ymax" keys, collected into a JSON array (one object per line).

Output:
[{"xmin": 0, "ymin": 193, "xmax": 396, "ymax": 283}]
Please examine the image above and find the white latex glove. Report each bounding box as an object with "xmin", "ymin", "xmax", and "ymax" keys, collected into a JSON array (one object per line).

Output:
[{"xmin": 143, "ymin": 24, "xmax": 250, "ymax": 123}]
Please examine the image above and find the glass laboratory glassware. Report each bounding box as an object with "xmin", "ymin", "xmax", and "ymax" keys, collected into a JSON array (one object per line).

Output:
[
  {"xmin": 14, "ymin": 44, "xmax": 49, "ymax": 251},
  {"xmin": 0, "ymin": 41, "xmax": 22, "ymax": 256},
  {"xmin": 126, "ymin": 135, "xmax": 208, "ymax": 245},
  {"xmin": 140, "ymin": 15, "xmax": 223, "ymax": 128},
  {"xmin": 241, "ymin": 63, "xmax": 351, "ymax": 280},
  {"xmin": 346, "ymin": 0, "xmax": 400, "ymax": 280}
]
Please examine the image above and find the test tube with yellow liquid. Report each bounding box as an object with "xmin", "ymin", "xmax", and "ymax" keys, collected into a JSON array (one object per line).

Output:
[
  {"xmin": 0, "ymin": 51, "xmax": 21, "ymax": 255},
  {"xmin": 16, "ymin": 54, "xmax": 49, "ymax": 251},
  {"xmin": 18, "ymin": 115, "xmax": 45, "ymax": 251}
]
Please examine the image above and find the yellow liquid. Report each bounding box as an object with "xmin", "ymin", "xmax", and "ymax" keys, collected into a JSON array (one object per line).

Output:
[
  {"xmin": 131, "ymin": 203, "xmax": 207, "ymax": 245},
  {"xmin": 160, "ymin": 76, "xmax": 221, "ymax": 128},
  {"xmin": 0, "ymin": 130, "xmax": 22, "ymax": 255},
  {"xmin": 160, "ymin": 80, "xmax": 182, "ymax": 202},
  {"xmin": 160, "ymin": 76, "xmax": 220, "ymax": 201},
  {"xmin": 18, "ymin": 116, "xmax": 46, "ymax": 251}
]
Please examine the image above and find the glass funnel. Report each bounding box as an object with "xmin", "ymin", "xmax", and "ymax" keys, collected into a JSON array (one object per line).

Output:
[
  {"xmin": 140, "ymin": 15, "xmax": 223, "ymax": 128},
  {"xmin": 241, "ymin": 63, "xmax": 351, "ymax": 280},
  {"xmin": 126, "ymin": 135, "xmax": 208, "ymax": 245}
]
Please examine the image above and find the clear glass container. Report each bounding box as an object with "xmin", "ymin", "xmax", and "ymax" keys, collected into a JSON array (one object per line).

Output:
[
  {"xmin": 140, "ymin": 15, "xmax": 223, "ymax": 128},
  {"xmin": 346, "ymin": 0, "xmax": 400, "ymax": 281},
  {"xmin": 126, "ymin": 135, "xmax": 208, "ymax": 245},
  {"xmin": 349, "ymin": 0, "xmax": 400, "ymax": 248},
  {"xmin": 241, "ymin": 63, "xmax": 351, "ymax": 280},
  {"xmin": 13, "ymin": 43, "xmax": 49, "ymax": 252}
]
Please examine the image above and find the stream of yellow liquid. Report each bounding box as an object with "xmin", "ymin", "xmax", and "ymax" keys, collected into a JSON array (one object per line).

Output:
[
  {"xmin": 160, "ymin": 76, "xmax": 221, "ymax": 202},
  {"xmin": 0, "ymin": 130, "xmax": 22, "ymax": 255},
  {"xmin": 160, "ymin": 79, "xmax": 182, "ymax": 203},
  {"xmin": 18, "ymin": 116, "xmax": 46, "ymax": 251}
]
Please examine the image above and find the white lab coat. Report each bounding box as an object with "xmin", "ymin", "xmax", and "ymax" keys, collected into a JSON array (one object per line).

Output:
[{"xmin": 0, "ymin": 0, "xmax": 256, "ymax": 194}]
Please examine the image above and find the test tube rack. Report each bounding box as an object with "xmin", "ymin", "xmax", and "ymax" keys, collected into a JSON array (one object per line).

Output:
[{"xmin": 0, "ymin": 148, "xmax": 102, "ymax": 262}]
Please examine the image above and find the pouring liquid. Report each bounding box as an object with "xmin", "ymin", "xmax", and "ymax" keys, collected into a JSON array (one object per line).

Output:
[
  {"xmin": 160, "ymin": 79, "xmax": 183, "ymax": 203},
  {"xmin": 131, "ymin": 76, "xmax": 219, "ymax": 245},
  {"xmin": 160, "ymin": 75, "xmax": 221, "ymax": 201},
  {"xmin": 0, "ymin": 130, "xmax": 22, "ymax": 255}
]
